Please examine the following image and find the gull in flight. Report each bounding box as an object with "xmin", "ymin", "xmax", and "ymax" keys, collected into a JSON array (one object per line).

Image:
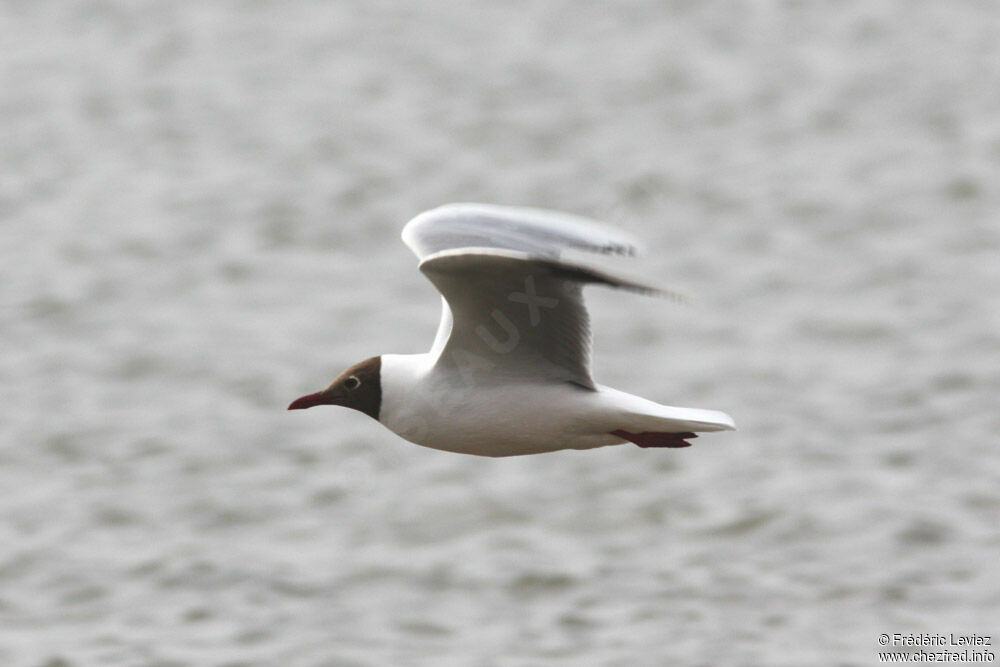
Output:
[{"xmin": 289, "ymin": 203, "xmax": 735, "ymax": 456}]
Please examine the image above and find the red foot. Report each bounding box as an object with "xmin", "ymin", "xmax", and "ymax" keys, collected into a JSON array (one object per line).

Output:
[{"xmin": 610, "ymin": 429, "xmax": 698, "ymax": 449}]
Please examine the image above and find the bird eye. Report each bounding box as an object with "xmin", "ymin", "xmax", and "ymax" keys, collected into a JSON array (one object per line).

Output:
[{"xmin": 344, "ymin": 375, "xmax": 360, "ymax": 390}]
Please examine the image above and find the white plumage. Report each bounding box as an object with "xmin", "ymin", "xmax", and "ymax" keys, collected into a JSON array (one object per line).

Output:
[{"xmin": 290, "ymin": 203, "xmax": 734, "ymax": 457}]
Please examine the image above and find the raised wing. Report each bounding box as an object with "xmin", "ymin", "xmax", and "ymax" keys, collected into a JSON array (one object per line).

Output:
[
  {"xmin": 418, "ymin": 248, "xmax": 661, "ymax": 389},
  {"xmin": 402, "ymin": 203, "xmax": 642, "ymax": 261}
]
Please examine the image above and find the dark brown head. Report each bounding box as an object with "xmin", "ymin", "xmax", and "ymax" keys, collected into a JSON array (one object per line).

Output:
[{"xmin": 287, "ymin": 356, "xmax": 381, "ymax": 420}]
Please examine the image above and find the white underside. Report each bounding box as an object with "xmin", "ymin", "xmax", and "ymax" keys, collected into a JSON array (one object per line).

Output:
[{"xmin": 379, "ymin": 353, "xmax": 735, "ymax": 457}]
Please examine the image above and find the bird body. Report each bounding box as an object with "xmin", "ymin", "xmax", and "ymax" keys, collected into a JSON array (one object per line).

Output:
[
  {"xmin": 379, "ymin": 349, "xmax": 732, "ymax": 456},
  {"xmin": 289, "ymin": 203, "xmax": 734, "ymax": 457}
]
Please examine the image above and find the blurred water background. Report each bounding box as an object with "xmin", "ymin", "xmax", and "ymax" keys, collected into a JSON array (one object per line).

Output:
[{"xmin": 3, "ymin": 1, "xmax": 1000, "ymax": 665}]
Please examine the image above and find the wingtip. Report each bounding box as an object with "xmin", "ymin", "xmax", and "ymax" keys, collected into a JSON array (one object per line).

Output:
[
  {"xmin": 651, "ymin": 286, "xmax": 690, "ymax": 304},
  {"xmin": 596, "ymin": 240, "xmax": 642, "ymax": 258}
]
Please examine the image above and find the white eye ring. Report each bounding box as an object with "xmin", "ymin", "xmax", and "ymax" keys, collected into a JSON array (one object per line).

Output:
[{"xmin": 345, "ymin": 375, "xmax": 361, "ymax": 390}]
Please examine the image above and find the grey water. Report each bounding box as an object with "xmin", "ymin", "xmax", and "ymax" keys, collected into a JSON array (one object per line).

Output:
[{"xmin": 3, "ymin": 2, "xmax": 999, "ymax": 665}]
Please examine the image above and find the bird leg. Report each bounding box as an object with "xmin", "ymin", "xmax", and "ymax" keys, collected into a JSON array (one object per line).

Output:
[{"xmin": 610, "ymin": 429, "xmax": 698, "ymax": 448}]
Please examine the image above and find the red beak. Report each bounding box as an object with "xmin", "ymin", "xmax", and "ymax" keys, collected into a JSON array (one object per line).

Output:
[{"xmin": 287, "ymin": 391, "xmax": 334, "ymax": 410}]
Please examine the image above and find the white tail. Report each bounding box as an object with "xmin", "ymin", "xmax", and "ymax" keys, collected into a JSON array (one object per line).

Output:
[{"xmin": 597, "ymin": 385, "xmax": 736, "ymax": 433}]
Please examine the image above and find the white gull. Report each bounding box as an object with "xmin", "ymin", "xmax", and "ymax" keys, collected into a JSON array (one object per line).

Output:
[{"xmin": 289, "ymin": 203, "xmax": 735, "ymax": 457}]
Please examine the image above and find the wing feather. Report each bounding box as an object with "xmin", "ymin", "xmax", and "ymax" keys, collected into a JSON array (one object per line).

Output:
[
  {"xmin": 400, "ymin": 204, "xmax": 676, "ymax": 387},
  {"xmin": 419, "ymin": 248, "xmax": 662, "ymax": 388},
  {"xmin": 402, "ymin": 203, "xmax": 641, "ymax": 260}
]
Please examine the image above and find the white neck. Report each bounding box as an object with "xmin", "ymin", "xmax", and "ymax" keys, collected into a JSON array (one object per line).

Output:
[{"xmin": 377, "ymin": 353, "xmax": 438, "ymax": 438}]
